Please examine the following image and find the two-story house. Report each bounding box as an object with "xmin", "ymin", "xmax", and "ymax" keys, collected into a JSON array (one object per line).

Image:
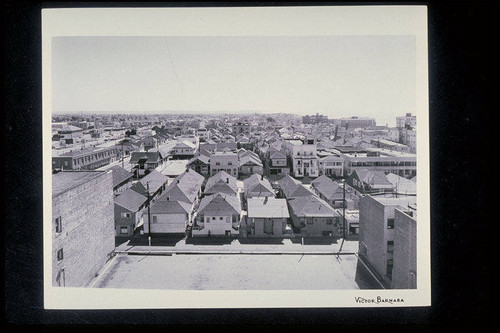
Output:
[{"xmin": 210, "ymin": 152, "xmax": 239, "ymax": 178}]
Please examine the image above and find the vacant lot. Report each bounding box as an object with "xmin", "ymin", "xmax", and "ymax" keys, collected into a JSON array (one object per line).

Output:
[{"xmin": 95, "ymin": 254, "xmax": 380, "ymax": 290}]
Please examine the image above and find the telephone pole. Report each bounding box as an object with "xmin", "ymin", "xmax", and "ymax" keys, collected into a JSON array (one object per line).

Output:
[{"xmin": 147, "ymin": 182, "xmax": 152, "ymax": 246}]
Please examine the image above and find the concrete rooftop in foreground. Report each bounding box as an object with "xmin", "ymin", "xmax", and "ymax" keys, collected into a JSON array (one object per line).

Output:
[{"xmin": 94, "ymin": 253, "xmax": 381, "ymax": 290}]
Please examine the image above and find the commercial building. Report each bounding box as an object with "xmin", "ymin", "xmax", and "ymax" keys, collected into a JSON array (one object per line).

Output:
[
  {"xmin": 52, "ymin": 146, "xmax": 120, "ymax": 171},
  {"xmin": 340, "ymin": 148, "xmax": 417, "ymax": 178},
  {"xmin": 396, "ymin": 113, "xmax": 416, "ymax": 129},
  {"xmin": 52, "ymin": 171, "xmax": 115, "ymax": 287}
]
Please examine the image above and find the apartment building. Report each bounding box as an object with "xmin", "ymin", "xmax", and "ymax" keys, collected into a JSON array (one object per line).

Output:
[{"xmin": 282, "ymin": 138, "xmax": 319, "ymax": 178}]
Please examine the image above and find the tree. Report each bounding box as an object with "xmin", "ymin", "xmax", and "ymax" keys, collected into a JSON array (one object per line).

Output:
[{"xmin": 266, "ymin": 117, "xmax": 275, "ymax": 123}]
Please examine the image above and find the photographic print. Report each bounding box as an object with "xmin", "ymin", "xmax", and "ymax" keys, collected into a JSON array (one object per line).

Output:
[{"xmin": 43, "ymin": 6, "xmax": 430, "ymax": 309}]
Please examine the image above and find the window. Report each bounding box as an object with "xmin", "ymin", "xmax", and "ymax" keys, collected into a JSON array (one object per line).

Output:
[
  {"xmin": 57, "ymin": 248, "xmax": 64, "ymax": 261},
  {"xmin": 216, "ymin": 162, "xmax": 221, "ymax": 166},
  {"xmin": 212, "ymin": 217, "xmax": 216, "ymax": 220},
  {"xmin": 326, "ymin": 218, "xmax": 333, "ymax": 225},
  {"xmin": 121, "ymin": 212, "xmax": 131, "ymax": 218},
  {"xmin": 220, "ymin": 217, "xmax": 224, "ymax": 220},
  {"xmin": 387, "ymin": 218, "xmax": 395, "ymax": 229},
  {"xmin": 306, "ymin": 218, "xmax": 313, "ymax": 225},
  {"xmin": 55, "ymin": 216, "xmax": 62, "ymax": 233},
  {"xmin": 232, "ymin": 215, "xmax": 237, "ymax": 223},
  {"xmin": 120, "ymin": 226, "xmax": 128, "ymax": 234},
  {"xmin": 64, "ymin": 161, "xmax": 68, "ymax": 166},
  {"xmin": 387, "ymin": 241, "xmax": 394, "ymax": 254},
  {"xmin": 228, "ymin": 162, "xmax": 232, "ymax": 165},
  {"xmin": 153, "ymin": 216, "xmax": 158, "ymax": 223}
]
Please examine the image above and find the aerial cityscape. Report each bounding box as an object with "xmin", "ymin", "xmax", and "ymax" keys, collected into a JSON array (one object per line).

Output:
[{"xmin": 51, "ymin": 111, "xmax": 417, "ymax": 290}]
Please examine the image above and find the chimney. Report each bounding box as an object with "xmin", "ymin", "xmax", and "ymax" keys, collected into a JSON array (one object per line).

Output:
[
  {"xmin": 226, "ymin": 178, "xmax": 229, "ymax": 183},
  {"xmin": 167, "ymin": 196, "xmax": 170, "ymax": 201},
  {"xmin": 261, "ymin": 174, "xmax": 264, "ymax": 180},
  {"xmin": 264, "ymin": 196, "xmax": 268, "ymax": 205}
]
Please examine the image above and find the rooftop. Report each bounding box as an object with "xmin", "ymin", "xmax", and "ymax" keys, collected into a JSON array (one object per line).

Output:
[
  {"xmin": 52, "ymin": 171, "xmax": 109, "ymax": 197},
  {"xmin": 247, "ymin": 197, "xmax": 290, "ymax": 218}
]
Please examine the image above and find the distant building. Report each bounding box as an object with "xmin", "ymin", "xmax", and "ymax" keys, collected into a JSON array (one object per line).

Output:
[
  {"xmin": 339, "ymin": 116, "xmax": 376, "ymax": 129},
  {"xmin": 187, "ymin": 154, "xmax": 210, "ymax": 176},
  {"xmin": 340, "ymin": 148, "xmax": 417, "ymax": 178},
  {"xmin": 268, "ymin": 151, "xmax": 290, "ymax": 177},
  {"xmin": 210, "ymin": 151, "xmax": 239, "ymax": 178},
  {"xmin": 358, "ymin": 196, "xmax": 417, "ymax": 288},
  {"xmin": 302, "ymin": 114, "xmax": 329, "ymax": 124},
  {"xmin": 232, "ymin": 122, "xmax": 251, "ymax": 135},
  {"xmin": 52, "ymin": 171, "xmax": 115, "ymax": 287},
  {"xmin": 318, "ymin": 155, "xmax": 344, "ymax": 177},
  {"xmin": 52, "ymin": 146, "xmax": 120, "ymax": 171},
  {"xmin": 244, "ymin": 197, "xmax": 290, "ymax": 237},
  {"xmin": 282, "ymin": 138, "xmax": 319, "ymax": 178},
  {"xmin": 171, "ymin": 140, "xmax": 197, "ymax": 160},
  {"xmin": 239, "ymin": 154, "xmax": 264, "ymax": 176},
  {"xmin": 396, "ymin": 113, "xmax": 416, "ymax": 129},
  {"xmin": 371, "ymin": 138, "xmax": 411, "ymax": 153},
  {"xmin": 345, "ymin": 169, "xmax": 394, "ymax": 196},
  {"xmin": 129, "ymin": 151, "xmax": 163, "ymax": 178}
]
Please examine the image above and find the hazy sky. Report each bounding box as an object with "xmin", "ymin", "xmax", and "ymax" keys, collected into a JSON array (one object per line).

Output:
[{"xmin": 52, "ymin": 35, "xmax": 416, "ymax": 126}]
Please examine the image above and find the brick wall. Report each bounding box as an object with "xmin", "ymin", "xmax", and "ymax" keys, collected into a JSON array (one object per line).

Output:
[{"xmin": 52, "ymin": 172, "xmax": 115, "ymax": 287}]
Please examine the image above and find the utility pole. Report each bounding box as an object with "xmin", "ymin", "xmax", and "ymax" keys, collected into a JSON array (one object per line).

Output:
[
  {"xmin": 147, "ymin": 182, "xmax": 152, "ymax": 246},
  {"xmin": 121, "ymin": 140, "xmax": 124, "ymax": 169},
  {"xmin": 342, "ymin": 178, "xmax": 346, "ymax": 240}
]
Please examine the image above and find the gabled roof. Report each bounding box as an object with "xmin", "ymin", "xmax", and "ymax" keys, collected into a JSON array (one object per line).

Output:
[
  {"xmin": 243, "ymin": 174, "xmax": 274, "ymax": 197},
  {"xmin": 288, "ymin": 195, "xmax": 339, "ymax": 217},
  {"xmin": 114, "ymin": 188, "xmax": 147, "ymax": 212},
  {"xmin": 270, "ymin": 151, "xmax": 286, "ymax": 159},
  {"xmin": 311, "ymin": 174, "xmax": 335, "ymax": 187},
  {"xmin": 278, "ymin": 175, "xmax": 314, "ymax": 198},
  {"xmin": 386, "ymin": 173, "xmax": 417, "ymax": 195},
  {"xmin": 239, "ymin": 155, "xmax": 263, "ymax": 167},
  {"xmin": 354, "ymin": 169, "xmax": 393, "ymax": 187},
  {"xmin": 129, "ymin": 151, "xmax": 162, "ymax": 164},
  {"xmin": 130, "ymin": 181, "xmax": 147, "ymax": 195},
  {"xmin": 197, "ymin": 193, "xmax": 241, "ymax": 216},
  {"xmin": 110, "ymin": 165, "xmax": 133, "ymax": 188},
  {"xmin": 205, "ymin": 171, "xmax": 238, "ymax": 195},
  {"xmin": 150, "ymin": 199, "xmax": 192, "ymax": 214},
  {"xmin": 138, "ymin": 170, "xmax": 169, "ymax": 193},
  {"xmin": 319, "ymin": 154, "xmax": 343, "ymax": 162},
  {"xmin": 188, "ymin": 154, "xmax": 210, "ymax": 165},
  {"xmin": 313, "ymin": 182, "xmax": 343, "ymax": 201},
  {"xmin": 247, "ymin": 197, "xmax": 289, "ymax": 218}
]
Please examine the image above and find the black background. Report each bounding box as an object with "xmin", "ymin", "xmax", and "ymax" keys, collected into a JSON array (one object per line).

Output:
[{"xmin": 3, "ymin": 1, "xmax": 499, "ymax": 331}]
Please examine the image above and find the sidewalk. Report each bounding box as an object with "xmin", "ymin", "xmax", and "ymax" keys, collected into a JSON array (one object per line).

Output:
[{"xmin": 115, "ymin": 237, "xmax": 359, "ymax": 255}]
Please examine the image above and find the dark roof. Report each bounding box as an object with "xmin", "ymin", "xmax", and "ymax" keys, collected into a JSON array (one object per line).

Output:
[
  {"xmin": 114, "ymin": 188, "xmax": 147, "ymax": 212},
  {"xmin": 109, "ymin": 165, "xmax": 133, "ymax": 188},
  {"xmin": 129, "ymin": 151, "xmax": 162, "ymax": 164},
  {"xmin": 52, "ymin": 171, "xmax": 109, "ymax": 197},
  {"xmin": 354, "ymin": 169, "xmax": 393, "ymax": 187},
  {"xmin": 188, "ymin": 154, "xmax": 210, "ymax": 165}
]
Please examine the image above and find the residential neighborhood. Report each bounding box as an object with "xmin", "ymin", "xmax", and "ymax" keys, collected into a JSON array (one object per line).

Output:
[{"xmin": 51, "ymin": 111, "xmax": 418, "ymax": 290}]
